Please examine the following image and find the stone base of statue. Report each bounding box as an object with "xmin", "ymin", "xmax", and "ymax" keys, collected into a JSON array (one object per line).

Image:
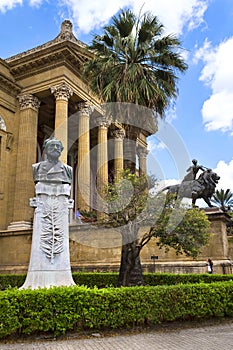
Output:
[{"xmin": 20, "ymin": 182, "xmax": 75, "ymax": 289}]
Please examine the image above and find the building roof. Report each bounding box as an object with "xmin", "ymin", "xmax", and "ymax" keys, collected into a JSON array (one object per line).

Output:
[{"xmin": 5, "ymin": 20, "xmax": 86, "ymax": 63}]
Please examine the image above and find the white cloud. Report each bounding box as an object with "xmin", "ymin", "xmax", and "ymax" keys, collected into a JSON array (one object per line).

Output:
[
  {"xmin": 59, "ymin": 0, "xmax": 209, "ymax": 35},
  {"xmin": 214, "ymin": 160, "xmax": 233, "ymax": 191},
  {"xmin": 0, "ymin": 0, "xmax": 43, "ymax": 12},
  {"xmin": 202, "ymin": 91, "xmax": 233, "ymax": 133},
  {"xmin": 0, "ymin": 0, "xmax": 210, "ymax": 37},
  {"xmin": 194, "ymin": 37, "xmax": 233, "ymax": 134},
  {"xmin": 147, "ymin": 138, "xmax": 167, "ymax": 153},
  {"xmin": 29, "ymin": 0, "xmax": 43, "ymax": 7},
  {"xmin": 0, "ymin": 0, "xmax": 22, "ymax": 12},
  {"xmin": 129, "ymin": 0, "xmax": 209, "ymax": 35},
  {"xmin": 59, "ymin": 0, "xmax": 131, "ymax": 34}
]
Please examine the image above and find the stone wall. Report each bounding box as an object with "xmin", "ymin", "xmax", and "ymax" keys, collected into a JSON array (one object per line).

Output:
[{"xmin": 0, "ymin": 208, "xmax": 232, "ymax": 275}]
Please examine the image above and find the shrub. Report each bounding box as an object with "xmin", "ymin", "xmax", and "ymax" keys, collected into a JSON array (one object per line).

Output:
[
  {"xmin": 1, "ymin": 272, "xmax": 233, "ymax": 290},
  {"xmin": 0, "ymin": 281, "xmax": 233, "ymax": 339}
]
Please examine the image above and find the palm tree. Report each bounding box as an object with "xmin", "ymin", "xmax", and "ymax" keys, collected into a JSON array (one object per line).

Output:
[
  {"xmin": 211, "ymin": 188, "xmax": 233, "ymax": 212},
  {"xmin": 83, "ymin": 9, "xmax": 188, "ymax": 286},
  {"xmin": 84, "ymin": 8, "xmax": 188, "ymax": 116}
]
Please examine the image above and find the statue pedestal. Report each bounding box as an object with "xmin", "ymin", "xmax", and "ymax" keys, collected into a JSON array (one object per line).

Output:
[
  {"xmin": 20, "ymin": 183, "xmax": 75, "ymax": 289},
  {"xmin": 204, "ymin": 207, "xmax": 231, "ymax": 259}
]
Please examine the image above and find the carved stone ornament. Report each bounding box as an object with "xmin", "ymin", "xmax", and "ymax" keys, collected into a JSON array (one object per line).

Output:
[
  {"xmin": 112, "ymin": 129, "xmax": 125, "ymax": 139},
  {"xmin": 51, "ymin": 82, "xmax": 73, "ymax": 101},
  {"xmin": 94, "ymin": 115, "xmax": 112, "ymax": 128},
  {"xmin": 137, "ymin": 147, "xmax": 149, "ymax": 159},
  {"xmin": 53, "ymin": 19, "xmax": 80, "ymax": 42},
  {"xmin": 76, "ymin": 101, "xmax": 94, "ymax": 116},
  {"xmin": 36, "ymin": 195, "xmax": 68, "ymax": 263},
  {"xmin": 59, "ymin": 20, "xmax": 74, "ymax": 40},
  {"xmin": 18, "ymin": 94, "xmax": 40, "ymax": 111}
]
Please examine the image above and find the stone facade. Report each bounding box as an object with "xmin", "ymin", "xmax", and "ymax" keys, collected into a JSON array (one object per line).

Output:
[
  {"xmin": 0, "ymin": 21, "xmax": 232, "ymax": 275},
  {"xmin": 0, "ymin": 209, "xmax": 232, "ymax": 275},
  {"xmin": 0, "ymin": 20, "xmax": 153, "ymax": 231}
]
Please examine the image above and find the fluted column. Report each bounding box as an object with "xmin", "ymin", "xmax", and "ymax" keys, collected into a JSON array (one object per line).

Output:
[
  {"xmin": 76, "ymin": 102, "xmax": 93, "ymax": 211},
  {"xmin": 112, "ymin": 129, "xmax": 125, "ymax": 181},
  {"xmin": 51, "ymin": 82, "xmax": 73, "ymax": 164},
  {"xmin": 9, "ymin": 94, "xmax": 40, "ymax": 229},
  {"xmin": 95, "ymin": 116, "xmax": 111, "ymax": 219},
  {"xmin": 137, "ymin": 146, "xmax": 149, "ymax": 176},
  {"xmin": 124, "ymin": 128, "xmax": 138, "ymax": 173}
]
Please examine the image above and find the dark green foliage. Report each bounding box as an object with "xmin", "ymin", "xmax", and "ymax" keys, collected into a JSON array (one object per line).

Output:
[
  {"xmin": 212, "ymin": 188, "xmax": 233, "ymax": 212},
  {"xmin": 1, "ymin": 272, "xmax": 233, "ymax": 290},
  {"xmin": 0, "ymin": 281, "xmax": 233, "ymax": 339},
  {"xmin": 0, "ymin": 289, "xmax": 20, "ymax": 338},
  {"xmin": 143, "ymin": 273, "xmax": 233, "ymax": 286},
  {"xmin": 72, "ymin": 272, "xmax": 117, "ymax": 288},
  {"xmin": 0, "ymin": 274, "xmax": 26, "ymax": 290}
]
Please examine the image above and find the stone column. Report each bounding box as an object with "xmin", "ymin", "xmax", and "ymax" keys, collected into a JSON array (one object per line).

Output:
[
  {"xmin": 51, "ymin": 82, "xmax": 73, "ymax": 164},
  {"xmin": 0, "ymin": 128, "xmax": 13, "ymax": 229},
  {"xmin": 137, "ymin": 146, "xmax": 148, "ymax": 176},
  {"xmin": 112, "ymin": 129, "xmax": 125, "ymax": 181},
  {"xmin": 96, "ymin": 116, "xmax": 111, "ymax": 219},
  {"xmin": 9, "ymin": 94, "xmax": 40, "ymax": 229},
  {"xmin": 124, "ymin": 128, "xmax": 138, "ymax": 173},
  {"xmin": 76, "ymin": 102, "xmax": 93, "ymax": 211}
]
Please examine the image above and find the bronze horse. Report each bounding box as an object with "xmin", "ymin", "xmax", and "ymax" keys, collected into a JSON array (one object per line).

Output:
[{"xmin": 162, "ymin": 170, "xmax": 220, "ymax": 207}]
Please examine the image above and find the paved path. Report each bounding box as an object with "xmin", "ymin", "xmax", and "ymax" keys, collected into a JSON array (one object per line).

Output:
[{"xmin": 0, "ymin": 321, "xmax": 233, "ymax": 350}]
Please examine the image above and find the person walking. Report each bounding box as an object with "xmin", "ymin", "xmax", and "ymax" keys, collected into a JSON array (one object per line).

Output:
[{"xmin": 206, "ymin": 258, "xmax": 213, "ymax": 274}]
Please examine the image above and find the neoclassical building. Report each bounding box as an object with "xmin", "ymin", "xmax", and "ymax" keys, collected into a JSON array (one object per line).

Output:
[
  {"xmin": 0, "ymin": 20, "xmax": 154, "ymax": 231},
  {"xmin": 1, "ymin": 20, "xmax": 232, "ymax": 275}
]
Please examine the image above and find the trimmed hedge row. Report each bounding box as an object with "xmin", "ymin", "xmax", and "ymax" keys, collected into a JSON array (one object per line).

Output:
[
  {"xmin": 0, "ymin": 281, "xmax": 233, "ymax": 339},
  {"xmin": 1, "ymin": 272, "xmax": 233, "ymax": 290},
  {"xmin": 144, "ymin": 273, "xmax": 233, "ymax": 286}
]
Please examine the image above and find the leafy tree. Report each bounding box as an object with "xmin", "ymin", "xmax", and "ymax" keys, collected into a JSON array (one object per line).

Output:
[
  {"xmin": 105, "ymin": 171, "xmax": 210, "ymax": 287},
  {"xmin": 211, "ymin": 188, "xmax": 233, "ymax": 212}
]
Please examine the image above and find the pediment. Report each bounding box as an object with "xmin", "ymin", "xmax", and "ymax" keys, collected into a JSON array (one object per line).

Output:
[{"xmin": 5, "ymin": 20, "xmax": 91, "ymax": 80}]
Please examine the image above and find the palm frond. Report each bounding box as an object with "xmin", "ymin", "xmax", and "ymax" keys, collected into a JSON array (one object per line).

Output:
[{"xmin": 83, "ymin": 8, "xmax": 188, "ymax": 116}]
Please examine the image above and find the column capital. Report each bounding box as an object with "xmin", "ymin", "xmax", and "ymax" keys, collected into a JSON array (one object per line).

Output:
[
  {"xmin": 51, "ymin": 82, "xmax": 73, "ymax": 101},
  {"xmin": 18, "ymin": 94, "xmax": 40, "ymax": 111},
  {"xmin": 112, "ymin": 128, "xmax": 125, "ymax": 140},
  {"xmin": 137, "ymin": 146, "xmax": 149, "ymax": 158},
  {"xmin": 94, "ymin": 115, "xmax": 112, "ymax": 129},
  {"xmin": 76, "ymin": 101, "xmax": 94, "ymax": 117}
]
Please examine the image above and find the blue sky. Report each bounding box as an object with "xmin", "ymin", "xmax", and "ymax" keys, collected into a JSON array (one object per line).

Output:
[{"xmin": 1, "ymin": 0, "xmax": 233, "ymax": 193}]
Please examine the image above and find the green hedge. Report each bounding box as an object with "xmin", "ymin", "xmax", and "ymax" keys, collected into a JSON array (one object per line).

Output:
[
  {"xmin": 1, "ymin": 272, "xmax": 233, "ymax": 290},
  {"xmin": 144, "ymin": 273, "xmax": 233, "ymax": 286},
  {"xmin": 0, "ymin": 281, "xmax": 233, "ymax": 339}
]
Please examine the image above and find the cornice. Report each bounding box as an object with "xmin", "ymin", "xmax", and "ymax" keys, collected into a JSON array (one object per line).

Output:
[
  {"xmin": 6, "ymin": 44, "xmax": 88, "ymax": 80},
  {"xmin": 0, "ymin": 73, "xmax": 21, "ymax": 96}
]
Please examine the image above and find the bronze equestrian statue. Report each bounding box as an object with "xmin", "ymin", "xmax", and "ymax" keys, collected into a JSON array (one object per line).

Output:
[{"xmin": 162, "ymin": 163, "xmax": 220, "ymax": 207}]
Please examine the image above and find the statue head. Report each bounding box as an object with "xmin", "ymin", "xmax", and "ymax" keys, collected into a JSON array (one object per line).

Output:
[
  {"xmin": 43, "ymin": 138, "xmax": 63, "ymax": 161},
  {"xmin": 192, "ymin": 159, "xmax": 197, "ymax": 165}
]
